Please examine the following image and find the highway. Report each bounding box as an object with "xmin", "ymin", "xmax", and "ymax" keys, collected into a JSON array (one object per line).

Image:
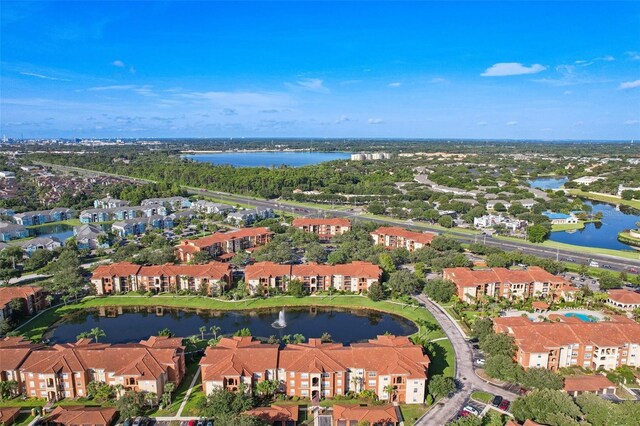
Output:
[
  {"xmin": 187, "ymin": 187, "xmax": 640, "ymax": 273},
  {"xmin": 35, "ymin": 161, "xmax": 640, "ymax": 273}
]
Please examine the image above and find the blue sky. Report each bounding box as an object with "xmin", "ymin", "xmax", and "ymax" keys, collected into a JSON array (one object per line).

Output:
[{"xmin": 1, "ymin": 1, "xmax": 639, "ymax": 139}]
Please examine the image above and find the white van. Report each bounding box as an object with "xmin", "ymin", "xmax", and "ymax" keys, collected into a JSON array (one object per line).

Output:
[{"xmin": 589, "ymin": 260, "xmax": 599, "ymax": 268}]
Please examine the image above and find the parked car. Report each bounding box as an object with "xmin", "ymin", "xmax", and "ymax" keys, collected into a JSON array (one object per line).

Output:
[
  {"xmin": 188, "ymin": 421, "xmax": 196, "ymax": 426},
  {"xmin": 463, "ymin": 406, "xmax": 479, "ymax": 416},
  {"xmin": 458, "ymin": 410, "xmax": 470, "ymax": 417},
  {"xmin": 491, "ymin": 395, "xmax": 503, "ymax": 407},
  {"xmin": 472, "ymin": 343, "xmax": 480, "ymax": 350},
  {"xmin": 132, "ymin": 418, "xmax": 143, "ymax": 426},
  {"xmin": 206, "ymin": 421, "xmax": 213, "ymax": 426},
  {"xmin": 476, "ymin": 358, "xmax": 485, "ymax": 366},
  {"xmin": 499, "ymin": 399, "xmax": 511, "ymax": 411}
]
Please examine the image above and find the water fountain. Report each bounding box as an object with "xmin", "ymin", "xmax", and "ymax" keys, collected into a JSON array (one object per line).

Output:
[{"xmin": 271, "ymin": 309, "xmax": 287, "ymax": 329}]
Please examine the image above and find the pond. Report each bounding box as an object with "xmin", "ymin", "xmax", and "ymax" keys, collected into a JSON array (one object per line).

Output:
[
  {"xmin": 31, "ymin": 224, "xmax": 74, "ymax": 244},
  {"xmin": 46, "ymin": 306, "xmax": 417, "ymax": 344},
  {"xmin": 528, "ymin": 176, "xmax": 568, "ymax": 190},
  {"xmin": 549, "ymin": 201, "xmax": 640, "ymax": 251},
  {"xmin": 183, "ymin": 151, "xmax": 351, "ymax": 168}
]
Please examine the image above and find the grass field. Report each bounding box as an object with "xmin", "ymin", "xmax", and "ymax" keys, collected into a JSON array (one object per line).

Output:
[
  {"xmin": 399, "ymin": 403, "xmax": 429, "ymax": 425},
  {"xmin": 471, "ymin": 391, "xmax": 493, "ymax": 404},
  {"xmin": 148, "ymin": 358, "xmax": 202, "ymax": 417},
  {"xmin": 25, "ymin": 218, "xmax": 83, "ymax": 228},
  {"xmin": 568, "ymin": 189, "xmax": 640, "ymax": 210},
  {"xmin": 551, "ymin": 222, "xmax": 585, "ymax": 232}
]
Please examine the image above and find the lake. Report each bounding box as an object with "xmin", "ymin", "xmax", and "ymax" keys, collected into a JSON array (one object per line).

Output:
[
  {"xmin": 183, "ymin": 151, "xmax": 351, "ymax": 167},
  {"xmin": 32, "ymin": 224, "xmax": 74, "ymax": 244},
  {"xmin": 528, "ymin": 176, "xmax": 568, "ymax": 190},
  {"xmin": 47, "ymin": 306, "xmax": 417, "ymax": 344},
  {"xmin": 549, "ymin": 201, "xmax": 640, "ymax": 251}
]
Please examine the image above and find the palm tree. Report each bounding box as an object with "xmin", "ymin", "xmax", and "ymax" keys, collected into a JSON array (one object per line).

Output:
[
  {"xmin": 45, "ymin": 295, "xmax": 54, "ymax": 307},
  {"xmin": 199, "ymin": 326, "xmax": 207, "ymax": 340},
  {"xmin": 350, "ymin": 376, "xmax": 363, "ymax": 393},
  {"xmin": 89, "ymin": 328, "xmax": 106, "ymax": 343},
  {"xmin": 162, "ymin": 383, "xmax": 175, "ymax": 406},
  {"xmin": 293, "ymin": 334, "xmax": 305, "ymax": 344},
  {"xmin": 210, "ymin": 325, "xmax": 221, "ymax": 340},
  {"xmin": 383, "ymin": 384, "xmax": 396, "ymax": 401}
]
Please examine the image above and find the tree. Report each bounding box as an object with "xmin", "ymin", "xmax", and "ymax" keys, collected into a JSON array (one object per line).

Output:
[
  {"xmin": 598, "ymin": 273, "xmax": 623, "ymax": 290},
  {"xmin": 198, "ymin": 386, "xmax": 256, "ymax": 423},
  {"xmin": 367, "ymin": 282, "xmax": 386, "ymax": 301},
  {"xmin": 378, "ymin": 253, "xmax": 396, "ymax": 276},
  {"xmin": 192, "ymin": 251, "xmax": 212, "ymax": 264},
  {"xmin": 158, "ymin": 328, "xmax": 174, "ymax": 337},
  {"xmin": 292, "ymin": 333, "xmax": 305, "ymax": 344},
  {"xmin": 116, "ymin": 390, "xmax": 146, "ymax": 419},
  {"xmin": 305, "ymin": 242, "xmax": 327, "ymax": 263},
  {"xmin": 88, "ymin": 327, "xmax": 106, "ymax": 343},
  {"xmin": 511, "ymin": 389, "xmax": 582, "ymax": 426},
  {"xmin": 210, "ymin": 325, "xmax": 221, "ymax": 340},
  {"xmin": 438, "ymin": 215, "xmax": 454, "ymax": 228},
  {"xmin": 387, "ymin": 269, "xmax": 423, "ymax": 295},
  {"xmin": 471, "ymin": 318, "xmax": 493, "ymax": 341},
  {"xmin": 485, "ymin": 354, "xmax": 519, "ymax": 382},
  {"xmin": 234, "ymin": 328, "xmax": 252, "ymax": 337},
  {"xmin": 199, "ymin": 326, "xmax": 207, "ymax": 340},
  {"xmin": 367, "ymin": 201, "xmax": 386, "ymax": 215},
  {"xmin": 423, "ymin": 279, "xmax": 456, "ymax": 303},
  {"xmin": 255, "ymin": 379, "xmax": 280, "ymax": 398},
  {"xmin": 427, "ymin": 375, "xmax": 455, "ymax": 399},
  {"xmin": 287, "ymin": 279, "xmax": 306, "ymax": 297},
  {"xmin": 527, "ymin": 224, "xmax": 550, "ymax": 243},
  {"xmin": 383, "ymin": 384, "xmax": 396, "ymax": 401},
  {"xmin": 7, "ymin": 298, "xmax": 25, "ymax": 321},
  {"xmin": 161, "ymin": 382, "xmax": 175, "ymax": 408},
  {"xmin": 518, "ymin": 368, "xmax": 564, "ymax": 390},
  {"xmin": 479, "ymin": 333, "xmax": 515, "ymax": 357},
  {"xmin": 0, "ymin": 380, "xmax": 18, "ymax": 400}
]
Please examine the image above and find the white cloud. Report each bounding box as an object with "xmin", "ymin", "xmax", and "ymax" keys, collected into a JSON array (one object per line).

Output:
[
  {"xmin": 476, "ymin": 120, "xmax": 488, "ymax": 126},
  {"xmin": 87, "ymin": 85, "xmax": 138, "ymax": 91},
  {"xmin": 620, "ymin": 80, "xmax": 640, "ymax": 90},
  {"xmin": 20, "ymin": 71, "xmax": 70, "ymax": 81},
  {"xmin": 429, "ymin": 77, "xmax": 447, "ymax": 84},
  {"xmin": 368, "ymin": 118, "xmax": 383, "ymax": 124},
  {"xmin": 506, "ymin": 121, "xmax": 518, "ymax": 126},
  {"xmin": 288, "ymin": 78, "xmax": 328, "ymax": 92},
  {"xmin": 626, "ymin": 51, "xmax": 640, "ymax": 61},
  {"xmin": 624, "ymin": 119, "xmax": 640, "ymax": 125},
  {"xmin": 388, "ymin": 82, "xmax": 402, "ymax": 87},
  {"xmin": 335, "ymin": 115, "xmax": 350, "ymax": 124},
  {"xmin": 178, "ymin": 90, "xmax": 292, "ymax": 108},
  {"xmin": 481, "ymin": 62, "xmax": 546, "ymax": 77},
  {"xmin": 111, "ymin": 59, "xmax": 125, "ymax": 67}
]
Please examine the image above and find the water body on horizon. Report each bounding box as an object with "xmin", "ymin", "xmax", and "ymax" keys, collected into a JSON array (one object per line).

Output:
[
  {"xmin": 184, "ymin": 151, "xmax": 351, "ymax": 167},
  {"xmin": 47, "ymin": 306, "xmax": 417, "ymax": 345},
  {"xmin": 528, "ymin": 176, "xmax": 569, "ymax": 190}
]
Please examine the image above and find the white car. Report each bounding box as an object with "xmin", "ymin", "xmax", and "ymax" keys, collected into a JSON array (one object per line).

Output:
[
  {"xmin": 463, "ymin": 405, "xmax": 479, "ymax": 416},
  {"xmin": 476, "ymin": 358, "xmax": 486, "ymax": 366}
]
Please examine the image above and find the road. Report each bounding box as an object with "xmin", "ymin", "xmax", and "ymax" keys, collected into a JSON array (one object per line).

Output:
[
  {"xmin": 36, "ymin": 161, "xmax": 640, "ymax": 272},
  {"xmin": 414, "ymin": 294, "xmax": 518, "ymax": 425},
  {"xmin": 187, "ymin": 187, "xmax": 640, "ymax": 273}
]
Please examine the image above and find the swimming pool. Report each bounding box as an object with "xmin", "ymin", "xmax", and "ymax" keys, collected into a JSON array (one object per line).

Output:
[{"xmin": 564, "ymin": 312, "xmax": 598, "ymax": 322}]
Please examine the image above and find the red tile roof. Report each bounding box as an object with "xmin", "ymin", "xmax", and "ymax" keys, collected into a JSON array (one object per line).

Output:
[
  {"xmin": 372, "ymin": 227, "xmax": 436, "ymax": 244},
  {"xmin": 91, "ymin": 261, "xmax": 141, "ymax": 278},
  {"xmin": 200, "ymin": 336, "xmax": 279, "ymax": 382},
  {"xmin": 332, "ymin": 404, "xmax": 399, "ymax": 424},
  {"xmin": 494, "ymin": 316, "xmax": 640, "ymax": 353},
  {"xmin": 244, "ymin": 261, "xmax": 381, "ymax": 281},
  {"xmin": 608, "ymin": 289, "xmax": 640, "ymax": 305},
  {"xmin": 91, "ymin": 262, "xmax": 230, "ymax": 280},
  {"xmin": 182, "ymin": 227, "xmax": 273, "ymax": 249},
  {"xmin": 0, "ymin": 337, "xmax": 44, "ymax": 372},
  {"xmin": 564, "ymin": 375, "xmax": 615, "ymax": 393},
  {"xmin": 45, "ymin": 406, "xmax": 117, "ymax": 426},
  {"xmin": 0, "ymin": 286, "xmax": 44, "ymax": 309},
  {"xmin": 243, "ymin": 404, "xmax": 299, "ymax": 423},
  {"xmin": 0, "ymin": 407, "xmax": 20, "ymax": 424},
  {"xmin": 292, "ymin": 218, "xmax": 351, "ymax": 227},
  {"xmin": 444, "ymin": 267, "xmax": 568, "ymax": 288}
]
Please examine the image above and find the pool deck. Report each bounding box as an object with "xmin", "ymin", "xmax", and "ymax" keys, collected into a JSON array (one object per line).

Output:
[{"xmin": 501, "ymin": 308, "xmax": 605, "ymax": 322}]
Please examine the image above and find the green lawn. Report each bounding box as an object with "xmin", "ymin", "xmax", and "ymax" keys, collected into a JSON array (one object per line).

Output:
[
  {"xmin": 14, "ymin": 413, "xmax": 36, "ymax": 426},
  {"xmin": 471, "ymin": 391, "xmax": 493, "ymax": 404},
  {"xmin": 148, "ymin": 358, "xmax": 202, "ymax": 417},
  {"xmin": 551, "ymin": 222, "xmax": 585, "ymax": 232},
  {"xmin": 25, "ymin": 218, "xmax": 83, "ymax": 229},
  {"xmin": 568, "ymin": 189, "xmax": 640, "ymax": 210},
  {"xmin": 399, "ymin": 404, "xmax": 429, "ymax": 425},
  {"xmin": 0, "ymin": 398, "xmax": 46, "ymax": 408}
]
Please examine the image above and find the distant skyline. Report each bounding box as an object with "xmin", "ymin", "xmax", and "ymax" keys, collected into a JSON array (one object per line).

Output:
[{"xmin": 1, "ymin": 1, "xmax": 639, "ymax": 140}]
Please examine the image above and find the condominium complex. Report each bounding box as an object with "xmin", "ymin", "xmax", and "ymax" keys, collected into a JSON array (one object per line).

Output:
[
  {"xmin": 175, "ymin": 227, "xmax": 273, "ymax": 262},
  {"xmin": 493, "ymin": 316, "xmax": 640, "ymax": 371},
  {"xmin": 370, "ymin": 227, "xmax": 436, "ymax": 251},
  {"xmin": 0, "ymin": 336, "xmax": 185, "ymax": 401},
  {"xmin": 0, "ymin": 286, "xmax": 48, "ymax": 322},
  {"xmin": 91, "ymin": 262, "xmax": 231, "ymax": 295},
  {"xmin": 292, "ymin": 218, "xmax": 351, "ymax": 241},
  {"xmin": 442, "ymin": 267, "xmax": 573, "ymax": 303},
  {"xmin": 200, "ymin": 335, "xmax": 430, "ymax": 404},
  {"xmin": 244, "ymin": 261, "xmax": 382, "ymax": 294}
]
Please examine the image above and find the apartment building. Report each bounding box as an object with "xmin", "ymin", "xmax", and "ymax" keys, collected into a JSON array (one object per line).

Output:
[
  {"xmin": 94, "ymin": 196, "xmax": 130, "ymax": 209},
  {"xmin": 13, "ymin": 336, "xmax": 185, "ymax": 402},
  {"xmin": 190, "ymin": 200, "xmax": 235, "ymax": 215},
  {"xmin": 442, "ymin": 267, "xmax": 571, "ymax": 303},
  {"xmin": 0, "ymin": 222, "xmax": 28, "ymax": 241},
  {"xmin": 91, "ymin": 261, "xmax": 232, "ymax": 295},
  {"xmin": 226, "ymin": 208, "xmax": 274, "ymax": 226},
  {"xmin": 111, "ymin": 215, "xmax": 174, "ymax": 237},
  {"xmin": 0, "ymin": 286, "xmax": 48, "ymax": 322},
  {"xmin": 244, "ymin": 261, "xmax": 382, "ymax": 294},
  {"xmin": 13, "ymin": 208, "xmax": 75, "ymax": 226},
  {"xmin": 175, "ymin": 227, "xmax": 274, "ymax": 262},
  {"xmin": 200, "ymin": 335, "xmax": 430, "ymax": 404},
  {"xmin": 43, "ymin": 406, "xmax": 118, "ymax": 426},
  {"xmin": 607, "ymin": 289, "xmax": 640, "ymax": 311},
  {"xmin": 79, "ymin": 205, "xmax": 167, "ymax": 224},
  {"xmin": 493, "ymin": 316, "xmax": 640, "ymax": 371},
  {"xmin": 370, "ymin": 227, "xmax": 436, "ymax": 251},
  {"xmin": 292, "ymin": 218, "xmax": 351, "ymax": 241},
  {"xmin": 0, "ymin": 337, "xmax": 44, "ymax": 394},
  {"xmin": 141, "ymin": 197, "xmax": 191, "ymax": 211}
]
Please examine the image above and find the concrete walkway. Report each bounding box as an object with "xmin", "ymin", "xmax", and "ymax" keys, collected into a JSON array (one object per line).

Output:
[
  {"xmin": 176, "ymin": 366, "xmax": 201, "ymax": 417},
  {"xmin": 414, "ymin": 295, "xmax": 518, "ymax": 426}
]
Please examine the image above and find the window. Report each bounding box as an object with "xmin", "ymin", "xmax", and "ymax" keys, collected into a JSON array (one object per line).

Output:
[
  {"xmin": 337, "ymin": 372, "xmax": 342, "ymax": 377},
  {"xmin": 30, "ymin": 390, "xmax": 36, "ymax": 396},
  {"xmin": 29, "ymin": 381, "xmax": 34, "ymax": 388},
  {"xmin": 323, "ymin": 381, "xmax": 330, "ymax": 387},
  {"xmin": 414, "ymin": 388, "xmax": 418, "ymax": 393},
  {"xmin": 301, "ymin": 373, "xmax": 309, "ymax": 379},
  {"xmin": 62, "ymin": 374, "xmax": 68, "ymax": 379},
  {"xmin": 75, "ymin": 372, "xmax": 81, "ymax": 378},
  {"xmin": 337, "ymin": 380, "xmax": 342, "ymax": 386},
  {"xmin": 585, "ymin": 354, "xmax": 592, "ymax": 359},
  {"xmin": 77, "ymin": 389, "xmax": 83, "ymax": 396},
  {"xmin": 301, "ymin": 390, "xmax": 308, "ymax": 396},
  {"xmin": 322, "ymin": 373, "xmax": 330, "ymax": 377},
  {"xmin": 585, "ymin": 346, "xmax": 592, "ymax": 351},
  {"xmin": 290, "ymin": 380, "xmax": 295, "ymax": 387},
  {"xmin": 368, "ymin": 371, "xmax": 377, "ymax": 377},
  {"xmin": 290, "ymin": 372, "xmax": 295, "ymax": 378},
  {"xmin": 368, "ymin": 380, "xmax": 376, "ymax": 386},
  {"xmin": 301, "ymin": 381, "xmax": 309, "ymax": 388},
  {"xmin": 29, "ymin": 373, "xmax": 33, "ymax": 378}
]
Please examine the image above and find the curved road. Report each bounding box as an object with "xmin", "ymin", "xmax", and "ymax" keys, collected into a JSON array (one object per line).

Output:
[{"xmin": 414, "ymin": 294, "xmax": 518, "ymax": 425}]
